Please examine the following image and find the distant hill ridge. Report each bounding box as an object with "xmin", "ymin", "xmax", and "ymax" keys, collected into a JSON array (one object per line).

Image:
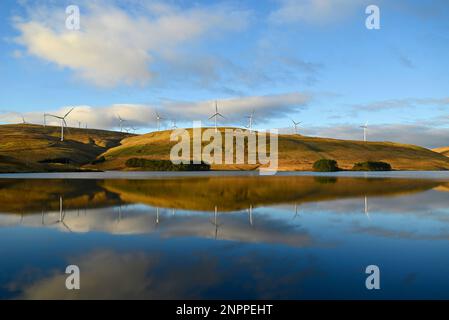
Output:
[{"xmin": 95, "ymin": 128, "xmax": 449, "ymax": 172}]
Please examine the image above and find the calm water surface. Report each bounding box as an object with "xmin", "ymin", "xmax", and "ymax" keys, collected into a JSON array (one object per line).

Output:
[{"xmin": 1, "ymin": 172, "xmax": 449, "ymax": 299}]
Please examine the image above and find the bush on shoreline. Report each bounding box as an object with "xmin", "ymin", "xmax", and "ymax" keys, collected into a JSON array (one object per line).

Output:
[
  {"xmin": 352, "ymin": 161, "xmax": 392, "ymax": 171},
  {"xmin": 313, "ymin": 159, "xmax": 339, "ymax": 172},
  {"xmin": 125, "ymin": 158, "xmax": 210, "ymax": 171}
]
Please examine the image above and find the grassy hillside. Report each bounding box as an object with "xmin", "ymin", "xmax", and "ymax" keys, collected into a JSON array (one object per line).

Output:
[
  {"xmin": 433, "ymin": 146, "xmax": 449, "ymax": 157},
  {"xmin": 0, "ymin": 124, "xmax": 130, "ymax": 173},
  {"xmin": 95, "ymin": 128, "xmax": 449, "ymax": 171}
]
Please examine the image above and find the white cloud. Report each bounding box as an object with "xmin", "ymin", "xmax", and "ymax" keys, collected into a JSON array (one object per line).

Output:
[
  {"xmin": 0, "ymin": 92, "xmax": 311, "ymax": 130},
  {"xmin": 269, "ymin": 0, "xmax": 372, "ymax": 24},
  {"xmin": 299, "ymin": 123, "xmax": 449, "ymax": 149},
  {"xmin": 13, "ymin": 2, "xmax": 249, "ymax": 87}
]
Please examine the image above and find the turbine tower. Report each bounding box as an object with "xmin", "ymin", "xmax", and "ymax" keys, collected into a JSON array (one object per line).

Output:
[
  {"xmin": 246, "ymin": 110, "xmax": 255, "ymax": 131},
  {"xmin": 209, "ymin": 101, "xmax": 225, "ymax": 133},
  {"xmin": 171, "ymin": 119, "xmax": 178, "ymax": 129},
  {"xmin": 291, "ymin": 119, "xmax": 302, "ymax": 134},
  {"xmin": 46, "ymin": 107, "xmax": 75, "ymax": 142},
  {"xmin": 360, "ymin": 122, "xmax": 368, "ymax": 142},
  {"xmin": 117, "ymin": 115, "xmax": 126, "ymax": 132},
  {"xmin": 155, "ymin": 112, "xmax": 164, "ymax": 131}
]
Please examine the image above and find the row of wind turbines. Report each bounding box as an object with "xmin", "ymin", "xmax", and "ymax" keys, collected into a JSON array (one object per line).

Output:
[{"xmin": 21, "ymin": 101, "xmax": 370, "ymax": 142}]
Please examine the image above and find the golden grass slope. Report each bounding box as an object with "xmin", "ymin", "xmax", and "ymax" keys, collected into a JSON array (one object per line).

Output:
[
  {"xmin": 97, "ymin": 128, "xmax": 449, "ymax": 171},
  {"xmin": 0, "ymin": 124, "xmax": 130, "ymax": 172},
  {"xmin": 433, "ymin": 146, "xmax": 449, "ymax": 157}
]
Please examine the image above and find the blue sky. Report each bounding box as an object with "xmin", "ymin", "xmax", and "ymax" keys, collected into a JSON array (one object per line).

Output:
[{"xmin": 0, "ymin": 0, "xmax": 448, "ymax": 147}]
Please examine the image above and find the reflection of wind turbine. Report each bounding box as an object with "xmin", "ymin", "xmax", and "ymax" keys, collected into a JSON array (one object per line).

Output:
[
  {"xmin": 248, "ymin": 205, "xmax": 254, "ymax": 226},
  {"xmin": 209, "ymin": 101, "xmax": 225, "ymax": 133},
  {"xmin": 360, "ymin": 122, "xmax": 368, "ymax": 142},
  {"xmin": 291, "ymin": 119, "xmax": 302, "ymax": 135},
  {"xmin": 156, "ymin": 207, "xmax": 160, "ymax": 226},
  {"xmin": 293, "ymin": 203, "xmax": 299, "ymax": 219},
  {"xmin": 46, "ymin": 107, "xmax": 75, "ymax": 141},
  {"xmin": 364, "ymin": 196, "xmax": 370, "ymax": 219},
  {"xmin": 57, "ymin": 196, "xmax": 72, "ymax": 232},
  {"xmin": 210, "ymin": 206, "xmax": 222, "ymax": 240}
]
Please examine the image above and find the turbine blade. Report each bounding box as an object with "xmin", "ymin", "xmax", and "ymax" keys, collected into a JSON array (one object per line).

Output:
[{"xmin": 64, "ymin": 107, "xmax": 75, "ymax": 118}]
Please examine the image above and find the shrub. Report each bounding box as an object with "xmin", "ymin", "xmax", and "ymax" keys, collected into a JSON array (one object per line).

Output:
[
  {"xmin": 313, "ymin": 159, "xmax": 339, "ymax": 172},
  {"xmin": 352, "ymin": 161, "xmax": 392, "ymax": 171},
  {"xmin": 125, "ymin": 158, "xmax": 210, "ymax": 171}
]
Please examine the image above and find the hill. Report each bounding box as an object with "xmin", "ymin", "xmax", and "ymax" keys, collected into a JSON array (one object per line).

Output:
[
  {"xmin": 433, "ymin": 146, "xmax": 449, "ymax": 157},
  {"xmin": 0, "ymin": 124, "xmax": 130, "ymax": 173},
  {"xmin": 94, "ymin": 128, "xmax": 449, "ymax": 171}
]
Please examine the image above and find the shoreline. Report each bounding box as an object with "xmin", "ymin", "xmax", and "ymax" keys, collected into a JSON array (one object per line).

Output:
[{"xmin": 1, "ymin": 170, "xmax": 449, "ymax": 180}]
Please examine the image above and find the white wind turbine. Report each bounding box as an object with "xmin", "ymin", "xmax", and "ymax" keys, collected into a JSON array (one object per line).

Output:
[
  {"xmin": 155, "ymin": 111, "xmax": 164, "ymax": 131},
  {"xmin": 245, "ymin": 110, "xmax": 255, "ymax": 131},
  {"xmin": 171, "ymin": 119, "xmax": 178, "ymax": 130},
  {"xmin": 117, "ymin": 115, "xmax": 126, "ymax": 132},
  {"xmin": 360, "ymin": 122, "xmax": 368, "ymax": 142},
  {"xmin": 291, "ymin": 119, "xmax": 302, "ymax": 135},
  {"xmin": 46, "ymin": 107, "xmax": 75, "ymax": 142},
  {"xmin": 209, "ymin": 101, "xmax": 225, "ymax": 133}
]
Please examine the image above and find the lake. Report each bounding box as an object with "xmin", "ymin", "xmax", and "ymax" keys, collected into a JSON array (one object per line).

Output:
[{"xmin": 1, "ymin": 171, "xmax": 449, "ymax": 299}]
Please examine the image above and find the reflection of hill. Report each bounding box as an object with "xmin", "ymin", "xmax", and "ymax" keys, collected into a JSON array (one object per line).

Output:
[
  {"xmin": 434, "ymin": 183, "xmax": 449, "ymax": 193},
  {"xmin": 0, "ymin": 179, "xmax": 122, "ymax": 214},
  {"xmin": 0, "ymin": 176, "xmax": 444, "ymax": 215},
  {"xmin": 101, "ymin": 176, "xmax": 442, "ymax": 212}
]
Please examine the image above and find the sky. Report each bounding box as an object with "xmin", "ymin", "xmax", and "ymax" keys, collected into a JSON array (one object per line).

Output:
[{"xmin": 0, "ymin": 0, "xmax": 448, "ymax": 148}]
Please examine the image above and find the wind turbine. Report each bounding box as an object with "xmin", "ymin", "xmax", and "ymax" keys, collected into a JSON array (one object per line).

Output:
[
  {"xmin": 360, "ymin": 122, "xmax": 368, "ymax": 142},
  {"xmin": 21, "ymin": 114, "xmax": 27, "ymax": 124},
  {"xmin": 171, "ymin": 119, "xmax": 178, "ymax": 130},
  {"xmin": 46, "ymin": 107, "xmax": 75, "ymax": 142},
  {"xmin": 155, "ymin": 112, "xmax": 164, "ymax": 131},
  {"xmin": 291, "ymin": 119, "xmax": 302, "ymax": 135},
  {"xmin": 209, "ymin": 101, "xmax": 225, "ymax": 133},
  {"xmin": 117, "ymin": 115, "xmax": 126, "ymax": 132},
  {"xmin": 245, "ymin": 110, "xmax": 255, "ymax": 131}
]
